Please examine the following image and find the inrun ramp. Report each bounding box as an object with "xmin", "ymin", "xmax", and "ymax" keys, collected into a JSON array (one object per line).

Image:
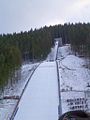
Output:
[{"xmin": 14, "ymin": 61, "xmax": 59, "ymax": 120}]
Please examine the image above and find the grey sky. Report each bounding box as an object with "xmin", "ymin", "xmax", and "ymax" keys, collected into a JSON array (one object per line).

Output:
[{"xmin": 0, "ymin": 0, "xmax": 90, "ymax": 34}]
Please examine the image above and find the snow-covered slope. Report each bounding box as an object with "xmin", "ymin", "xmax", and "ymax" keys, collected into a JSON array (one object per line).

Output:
[
  {"xmin": 0, "ymin": 40, "xmax": 59, "ymax": 120},
  {"xmin": 0, "ymin": 63, "xmax": 39, "ymax": 120},
  {"xmin": 58, "ymin": 44, "xmax": 90, "ymax": 114},
  {"xmin": 57, "ymin": 44, "xmax": 72, "ymax": 59},
  {"xmin": 46, "ymin": 41, "xmax": 58, "ymax": 61},
  {"xmin": 59, "ymin": 55, "xmax": 90, "ymax": 91},
  {"xmin": 61, "ymin": 55, "xmax": 85, "ymax": 69},
  {"xmin": 1, "ymin": 41, "xmax": 90, "ymax": 119},
  {"xmin": 14, "ymin": 62, "xmax": 59, "ymax": 120}
]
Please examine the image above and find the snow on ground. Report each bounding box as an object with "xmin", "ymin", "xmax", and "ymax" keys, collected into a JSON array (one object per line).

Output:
[
  {"xmin": 57, "ymin": 44, "xmax": 72, "ymax": 60},
  {"xmin": 61, "ymin": 55, "xmax": 85, "ymax": 70},
  {"xmin": 1, "ymin": 41, "xmax": 90, "ymax": 119},
  {"xmin": 0, "ymin": 62, "xmax": 39, "ymax": 120},
  {"xmin": 59, "ymin": 54, "xmax": 90, "ymax": 91},
  {"xmin": 4, "ymin": 63, "xmax": 39, "ymax": 97},
  {"xmin": 46, "ymin": 41, "xmax": 58, "ymax": 61},
  {"xmin": 61, "ymin": 91, "xmax": 85, "ymax": 113},
  {"xmin": 59, "ymin": 55, "xmax": 90, "ymax": 91},
  {"xmin": 0, "ymin": 41, "xmax": 59, "ymax": 120},
  {"xmin": 14, "ymin": 62, "xmax": 59, "ymax": 120},
  {"xmin": 58, "ymin": 44, "xmax": 90, "ymax": 114},
  {"xmin": 0, "ymin": 99, "xmax": 18, "ymax": 120}
]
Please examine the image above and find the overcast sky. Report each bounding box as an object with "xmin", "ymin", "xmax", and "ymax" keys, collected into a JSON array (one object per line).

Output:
[{"xmin": 0, "ymin": 0, "xmax": 90, "ymax": 34}]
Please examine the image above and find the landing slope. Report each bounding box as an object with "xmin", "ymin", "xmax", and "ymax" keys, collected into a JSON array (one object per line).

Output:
[{"xmin": 14, "ymin": 61, "xmax": 59, "ymax": 120}]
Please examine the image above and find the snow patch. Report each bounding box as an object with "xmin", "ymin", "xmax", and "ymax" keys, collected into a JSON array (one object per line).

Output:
[
  {"xmin": 61, "ymin": 55, "xmax": 85, "ymax": 69},
  {"xmin": 57, "ymin": 44, "xmax": 71, "ymax": 59},
  {"xmin": 58, "ymin": 45, "xmax": 90, "ymax": 114}
]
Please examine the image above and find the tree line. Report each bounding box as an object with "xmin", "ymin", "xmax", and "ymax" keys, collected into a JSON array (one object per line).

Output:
[
  {"xmin": 0, "ymin": 22, "xmax": 90, "ymax": 89},
  {"xmin": 0, "ymin": 27, "xmax": 53, "ymax": 89},
  {"xmin": 44, "ymin": 23, "xmax": 90, "ymax": 59}
]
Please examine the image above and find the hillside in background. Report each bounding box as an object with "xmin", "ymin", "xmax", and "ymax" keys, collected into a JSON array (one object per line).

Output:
[{"xmin": 0, "ymin": 23, "xmax": 90, "ymax": 91}]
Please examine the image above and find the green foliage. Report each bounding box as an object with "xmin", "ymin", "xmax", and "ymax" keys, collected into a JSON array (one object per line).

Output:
[
  {"xmin": 66, "ymin": 23, "xmax": 90, "ymax": 57},
  {"xmin": 4, "ymin": 46, "xmax": 21, "ymax": 68},
  {"xmin": 0, "ymin": 45, "xmax": 21, "ymax": 88},
  {"xmin": 0, "ymin": 27, "xmax": 53, "ymax": 89},
  {"xmin": 1, "ymin": 22, "xmax": 90, "ymax": 89}
]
